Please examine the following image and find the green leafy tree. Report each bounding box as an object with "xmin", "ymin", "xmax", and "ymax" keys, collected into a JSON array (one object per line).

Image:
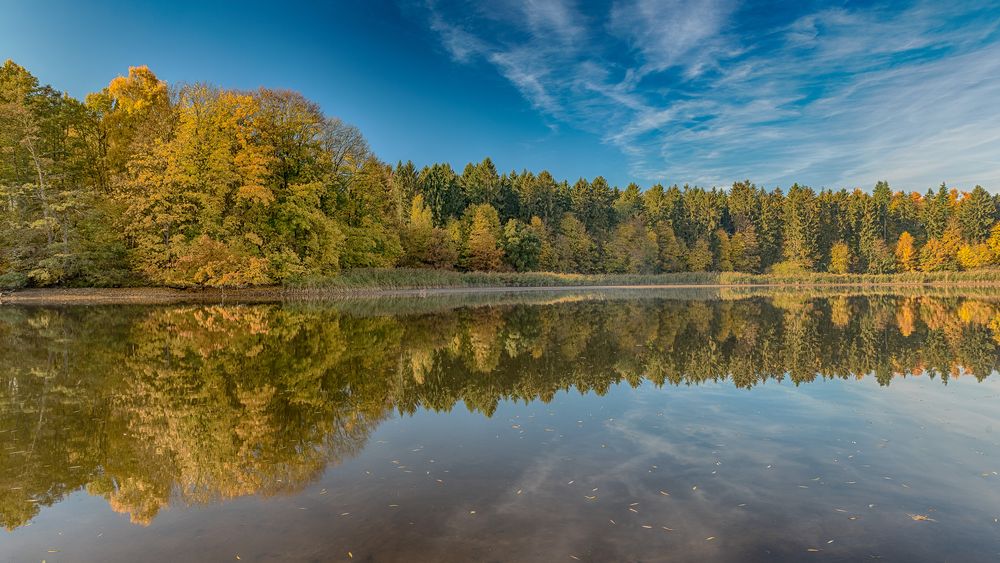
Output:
[
  {"xmin": 553, "ymin": 213, "xmax": 595, "ymax": 273},
  {"xmin": 653, "ymin": 222, "xmax": 685, "ymax": 273},
  {"xmin": 728, "ymin": 227, "xmax": 762, "ymax": 272},
  {"xmin": 866, "ymin": 238, "xmax": 897, "ymax": 274},
  {"xmin": 528, "ymin": 216, "xmax": 556, "ymax": 271},
  {"xmin": 501, "ymin": 219, "xmax": 541, "ymax": 272},
  {"xmin": 402, "ymin": 194, "xmax": 457, "ymax": 268},
  {"xmin": 606, "ymin": 217, "xmax": 658, "ymax": 273},
  {"xmin": 686, "ymin": 238, "xmax": 713, "ymax": 272}
]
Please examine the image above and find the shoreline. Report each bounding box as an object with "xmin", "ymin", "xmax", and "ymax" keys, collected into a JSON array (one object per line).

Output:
[{"xmin": 4, "ymin": 279, "xmax": 1000, "ymax": 305}]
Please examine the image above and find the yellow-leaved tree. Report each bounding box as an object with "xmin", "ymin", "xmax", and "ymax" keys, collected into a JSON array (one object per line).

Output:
[
  {"xmin": 895, "ymin": 231, "xmax": 917, "ymax": 272},
  {"xmin": 465, "ymin": 204, "xmax": 504, "ymax": 271},
  {"xmin": 987, "ymin": 223, "xmax": 1000, "ymax": 265},
  {"xmin": 957, "ymin": 243, "xmax": 993, "ymax": 270}
]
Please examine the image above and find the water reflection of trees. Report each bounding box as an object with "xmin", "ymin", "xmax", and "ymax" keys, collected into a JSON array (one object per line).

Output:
[{"xmin": 1, "ymin": 295, "xmax": 998, "ymax": 529}]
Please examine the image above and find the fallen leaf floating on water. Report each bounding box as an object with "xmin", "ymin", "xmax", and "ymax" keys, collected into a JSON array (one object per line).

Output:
[
  {"xmin": 705, "ymin": 536, "xmax": 716, "ymax": 541},
  {"xmin": 659, "ymin": 490, "xmax": 670, "ymax": 496},
  {"xmin": 908, "ymin": 514, "xmax": 936, "ymax": 522}
]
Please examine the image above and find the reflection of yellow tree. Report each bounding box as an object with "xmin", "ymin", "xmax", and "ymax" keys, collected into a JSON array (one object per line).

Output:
[
  {"xmin": 830, "ymin": 297, "xmax": 851, "ymax": 328},
  {"xmin": 897, "ymin": 299, "xmax": 917, "ymax": 337},
  {"xmin": 958, "ymin": 300, "xmax": 994, "ymax": 325},
  {"xmin": 466, "ymin": 308, "xmax": 504, "ymax": 373}
]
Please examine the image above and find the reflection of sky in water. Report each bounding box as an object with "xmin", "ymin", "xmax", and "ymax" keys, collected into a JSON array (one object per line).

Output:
[{"xmin": 6, "ymin": 375, "xmax": 999, "ymax": 562}]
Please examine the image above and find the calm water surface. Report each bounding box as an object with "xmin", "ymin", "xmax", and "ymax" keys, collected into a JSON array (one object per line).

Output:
[{"xmin": 2, "ymin": 290, "xmax": 999, "ymax": 561}]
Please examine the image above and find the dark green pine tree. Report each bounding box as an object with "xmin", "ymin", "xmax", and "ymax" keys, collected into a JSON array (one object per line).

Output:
[
  {"xmin": 957, "ymin": 185, "xmax": 996, "ymax": 243},
  {"xmin": 922, "ymin": 183, "xmax": 952, "ymax": 240},
  {"xmin": 417, "ymin": 163, "xmax": 464, "ymax": 226},
  {"xmin": 781, "ymin": 184, "xmax": 820, "ymax": 269}
]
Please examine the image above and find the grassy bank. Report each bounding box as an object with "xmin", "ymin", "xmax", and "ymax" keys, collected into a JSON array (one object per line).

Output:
[
  {"xmin": 5, "ymin": 268, "xmax": 1000, "ymax": 306},
  {"xmin": 290, "ymin": 269, "xmax": 721, "ymax": 290},
  {"xmin": 290, "ymin": 267, "xmax": 1000, "ymax": 291}
]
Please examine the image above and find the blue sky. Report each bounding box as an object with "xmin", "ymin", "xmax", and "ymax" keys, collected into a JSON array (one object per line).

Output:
[{"xmin": 2, "ymin": 0, "xmax": 999, "ymax": 191}]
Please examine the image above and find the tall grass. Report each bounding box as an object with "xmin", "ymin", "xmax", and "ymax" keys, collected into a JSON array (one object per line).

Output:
[
  {"xmin": 718, "ymin": 268, "xmax": 1000, "ymax": 286},
  {"xmin": 289, "ymin": 267, "xmax": 1000, "ymax": 292}
]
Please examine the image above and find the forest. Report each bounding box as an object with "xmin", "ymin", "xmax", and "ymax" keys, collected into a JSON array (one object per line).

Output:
[{"xmin": 2, "ymin": 59, "xmax": 1000, "ymax": 288}]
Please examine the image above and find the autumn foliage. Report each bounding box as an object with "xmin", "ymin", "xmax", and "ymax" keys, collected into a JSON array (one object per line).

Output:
[{"xmin": 1, "ymin": 60, "xmax": 999, "ymax": 288}]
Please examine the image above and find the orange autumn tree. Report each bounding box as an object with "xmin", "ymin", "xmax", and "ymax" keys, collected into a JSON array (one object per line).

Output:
[{"xmin": 895, "ymin": 231, "xmax": 917, "ymax": 272}]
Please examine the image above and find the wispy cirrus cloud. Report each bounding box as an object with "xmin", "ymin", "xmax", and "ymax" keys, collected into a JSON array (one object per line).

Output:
[{"xmin": 421, "ymin": 0, "xmax": 1000, "ymax": 190}]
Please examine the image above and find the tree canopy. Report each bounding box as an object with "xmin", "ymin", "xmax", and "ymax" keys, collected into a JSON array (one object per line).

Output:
[{"xmin": 2, "ymin": 59, "xmax": 999, "ymax": 288}]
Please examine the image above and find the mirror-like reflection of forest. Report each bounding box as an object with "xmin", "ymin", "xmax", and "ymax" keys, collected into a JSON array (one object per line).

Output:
[{"xmin": 2, "ymin": 292, "xmax": 999, "ymax": 531}]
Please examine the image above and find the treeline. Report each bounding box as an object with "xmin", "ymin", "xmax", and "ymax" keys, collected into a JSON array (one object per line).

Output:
[{"xmin": 3, "ymin": 60, "xmax": 1000, "ymax": 288}]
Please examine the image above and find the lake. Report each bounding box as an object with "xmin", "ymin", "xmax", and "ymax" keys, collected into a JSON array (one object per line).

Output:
[{"xmin": 2, "ymin": 289, "xmax": 999, "ymax": 561}]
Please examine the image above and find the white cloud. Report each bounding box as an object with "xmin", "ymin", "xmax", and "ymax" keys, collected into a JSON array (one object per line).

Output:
[
  {"xmin": 423, "ymin": 0, "xmax": 1000, "ymax": 191},
  {"xmin": 608, "ymin": 0, "xmax": 738, "ymax": 77}
]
